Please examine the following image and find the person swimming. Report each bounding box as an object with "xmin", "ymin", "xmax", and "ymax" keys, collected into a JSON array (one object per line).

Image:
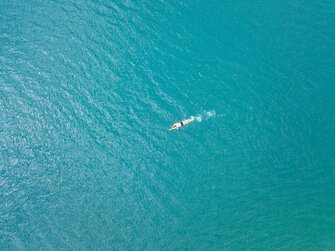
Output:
[{"xmin": 169, "ymin": 118, "xmax": 193, "ymax": 131}]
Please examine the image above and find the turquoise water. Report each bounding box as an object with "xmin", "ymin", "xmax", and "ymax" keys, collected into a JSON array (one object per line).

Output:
[{"xmin": 1, "ymin": 0, "xmax": 335, "ymax": 250}]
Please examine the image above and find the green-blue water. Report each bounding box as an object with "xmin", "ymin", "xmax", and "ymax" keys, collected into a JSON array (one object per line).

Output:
[{"xmin": 1, "ymin": 0, "xmax": 335, "ymax": 250}]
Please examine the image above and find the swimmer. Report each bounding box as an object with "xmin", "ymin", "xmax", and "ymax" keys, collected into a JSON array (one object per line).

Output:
[{"xmin": 169, "ymin": 118, "xmax": 193, "ymax": 131}]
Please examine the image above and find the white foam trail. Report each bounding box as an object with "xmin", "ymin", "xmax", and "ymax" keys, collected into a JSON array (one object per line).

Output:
[
  {"xmin": 190, "ymin": 110, "xmax": 215, "ymax": 123},
  {"xmin": 206, "ymin": 110, "xmax": 216, "ymax": 118}
]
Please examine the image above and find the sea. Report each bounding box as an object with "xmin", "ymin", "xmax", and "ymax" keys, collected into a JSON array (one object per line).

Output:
[{"xmin": 1, "ymin": 0, "xmax": 335, "ymax": 250}]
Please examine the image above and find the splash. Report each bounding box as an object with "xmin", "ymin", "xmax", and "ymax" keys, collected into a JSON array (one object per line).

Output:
[{"xmin": 190, "ymin": 110, "xmax": 216, "ymax": 123}]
